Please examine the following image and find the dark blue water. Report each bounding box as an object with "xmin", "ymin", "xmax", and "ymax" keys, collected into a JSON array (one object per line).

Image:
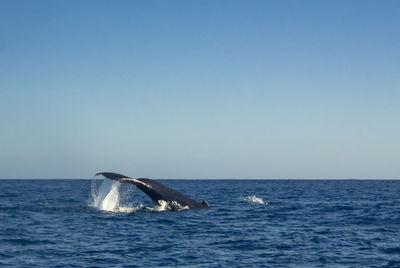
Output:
[{"xmin": 1, "ymin": 179, "xmax": 400, "ymax": 267}]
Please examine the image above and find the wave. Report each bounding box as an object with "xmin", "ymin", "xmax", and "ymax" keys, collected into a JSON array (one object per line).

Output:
[{"xmin": 240, "ymin": 195, "xmax": 266, "ymax": 205}]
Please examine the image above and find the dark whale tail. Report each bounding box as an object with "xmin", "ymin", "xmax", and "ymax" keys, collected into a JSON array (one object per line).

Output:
[{"xmin": 95, "ymin": 172, "xmax": 210, "ymax": 210}]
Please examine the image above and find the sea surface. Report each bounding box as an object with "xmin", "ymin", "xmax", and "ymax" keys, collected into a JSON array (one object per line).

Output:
[{"xmin": 1, "ymin": 179, "xmax": 400, "ymax": 267}]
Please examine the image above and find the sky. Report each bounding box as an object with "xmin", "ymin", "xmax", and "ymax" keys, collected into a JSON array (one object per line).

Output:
[{"xmin": 0, "ymin": 0, "xmax": 399, "ymax": 179}]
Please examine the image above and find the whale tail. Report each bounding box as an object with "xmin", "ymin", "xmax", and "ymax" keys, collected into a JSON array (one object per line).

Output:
[{"xmin": 95, "ymin": 172, "xmax": 210, "ymax": 210}]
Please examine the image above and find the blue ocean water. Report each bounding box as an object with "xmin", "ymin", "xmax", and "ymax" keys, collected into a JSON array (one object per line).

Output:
[{"xmin": 1, "ymin": 179, "xmax": 400, "ymax": 267}]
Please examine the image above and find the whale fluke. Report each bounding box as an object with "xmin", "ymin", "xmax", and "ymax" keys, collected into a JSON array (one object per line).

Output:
[{"xmin": 95, "ymin": 172, "xmax": 210, "ymax": 210}]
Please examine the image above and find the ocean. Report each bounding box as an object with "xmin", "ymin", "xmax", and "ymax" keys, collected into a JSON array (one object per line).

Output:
[{"xmin": 1, "ymin": 179, "xmax": 399, "ymax": 267}]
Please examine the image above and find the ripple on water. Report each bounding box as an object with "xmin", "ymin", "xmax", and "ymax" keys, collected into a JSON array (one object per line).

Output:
[{"xmin": 1, "ymin": 179, "xmax": 400, "ymax": 267}]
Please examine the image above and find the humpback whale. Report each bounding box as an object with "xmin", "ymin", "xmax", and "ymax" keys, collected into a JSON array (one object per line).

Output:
[{"xmin": 96, "ymin": 172, "xmax": 210, "ymax": 210}]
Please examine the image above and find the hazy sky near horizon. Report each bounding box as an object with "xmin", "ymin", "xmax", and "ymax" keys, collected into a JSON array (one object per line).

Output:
[{"xmin": 1, "ymin": 0, "xmax": 399, "ymax": 179}]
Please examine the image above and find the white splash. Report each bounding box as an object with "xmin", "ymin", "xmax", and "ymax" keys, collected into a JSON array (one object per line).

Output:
[
  {"xmin": 117, "ymin": 204, "xmax": 144, "ymax": 213},
  {"xmin": 91, "ymin": 179, "xmax": 120, "ymax": 211},
  {"xmin": 91, "ymin": 179, "xmax": 142, "ymax": 213},
  {"xmin": 241, "ymin": 195, "xmax": 266, "ymax": 205},
  {"xmin": 147, "ymin": 200, "xmax": 189, "ymax": 212}
]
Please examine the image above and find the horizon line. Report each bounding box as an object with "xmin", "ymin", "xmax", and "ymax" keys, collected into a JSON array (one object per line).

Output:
[{"xmin": 1, "ymin": 177, "xmax": 399, "ymax": 180}]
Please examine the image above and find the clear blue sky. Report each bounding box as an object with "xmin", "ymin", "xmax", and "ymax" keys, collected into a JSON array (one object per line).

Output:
[{"xmin": 0, "ymin": 0, "xmax": 399, "ymax": 179}]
